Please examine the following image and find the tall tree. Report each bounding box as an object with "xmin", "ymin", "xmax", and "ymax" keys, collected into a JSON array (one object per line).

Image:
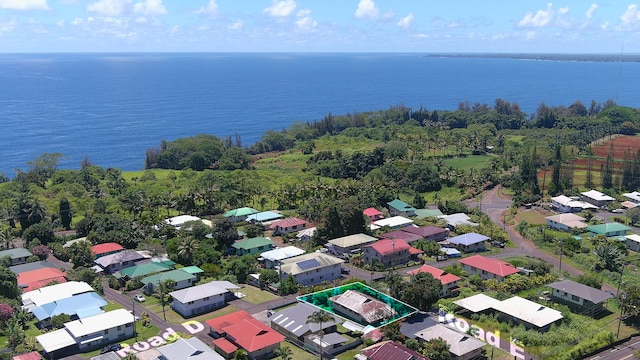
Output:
[
  {"xmin": 59, "ymin": 197, "xmax": 72, "ymax": 230},
  {"xmin": 306, "ymin": 310, "xmax": 333, "ymax": 360},
  {"xmin": 177, "ymin": 236, "xmax": 199, "ymax": 265},
  {"xmin": 0, "ymin": 267, "xmax": 19, "ymax": 300}
]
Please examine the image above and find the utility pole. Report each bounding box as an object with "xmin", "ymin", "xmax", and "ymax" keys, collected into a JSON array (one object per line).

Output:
[
  {"xmin": 160, "ymin": 282, "xmax": 167, "ymax": 322},
  {"xmin": 616, "ymin": 264, "xmax": 626, "ymax": 338},
  {"xmin": 132, "ymin": 297, "xmax": 138, "ymax": 342}
]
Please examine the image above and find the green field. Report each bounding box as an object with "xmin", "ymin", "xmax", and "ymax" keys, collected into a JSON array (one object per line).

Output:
[{"xmin": 444, "ymin": 155, "xmax": 492, "ymax": 171}]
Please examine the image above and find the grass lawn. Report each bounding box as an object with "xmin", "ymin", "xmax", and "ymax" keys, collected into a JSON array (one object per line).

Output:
[
  {"xmin": 337, "ymin": 343, "xmax": 366, "ymax": 360},
  {"xmin": 444, "ymin": 155, "xmax": 492, "ymax": 171},
  {"xmin": 237, "ymin": 284, "xmax": 280, "ymax": 304},
  {"xmin": 515, "ymin": 210, "xmax": 549, "ymax": 225},
  {"xmin": 80, "ymin": 322, "xmax": 161, "ymax": 358},
  {"xmin": 282, "ymin": 342, "xmax": 319, "ymax": 360}
]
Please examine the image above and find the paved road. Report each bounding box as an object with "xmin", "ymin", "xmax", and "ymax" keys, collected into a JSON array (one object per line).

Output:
[{"xmin": 585, "ymin": 336, "xmax": 640, "ymax": 360}]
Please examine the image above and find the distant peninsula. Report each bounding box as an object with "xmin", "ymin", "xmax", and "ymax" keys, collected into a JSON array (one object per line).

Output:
[{"xmin": 424, "ymin": 53, "xmax": 640, "ymax": 62}]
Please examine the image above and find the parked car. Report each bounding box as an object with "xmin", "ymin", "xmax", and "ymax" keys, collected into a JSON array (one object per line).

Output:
[
  {"xmin": 341, "ymin": 267, "xmax": 350, "ymax": 274},
  {"xmin": 491, "ymin": 241, "xmax": 505, "ymax": 248},
  {"xmin": 134, "ymin": 294, "xmax": 145, "ymax": 302},
  {"xmin": 101, "ymin": 343, "xmax": 122, "ymax": 354},
  {"xmin": 612, "ymin": 208, "xmax": 625, "ymax": 213}
]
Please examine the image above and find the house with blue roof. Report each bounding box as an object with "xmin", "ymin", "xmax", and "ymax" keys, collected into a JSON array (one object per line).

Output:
[
  {"xmin": 446, "ymin": 232, "xmax": 489, "ymax": 253},
  {"xmin": 245, "ymin": 211, "xmax": 284, "ymax": 224},
  {"xmin": 387, "ymin": 199, "xmax": 417, "ymax": 217},
  {"xmin": 31, "ymin": 292, "xmax": 107, "ymax": 329}
]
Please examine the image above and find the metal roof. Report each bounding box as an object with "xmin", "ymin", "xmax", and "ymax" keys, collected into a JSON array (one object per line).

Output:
[
  {"xmin": 169, "ymin": 280, "xmax": 239, "ymax": 303},
  {"xmin": 548, "ymin": 279, "xmax": 613, "ymax": 304}
]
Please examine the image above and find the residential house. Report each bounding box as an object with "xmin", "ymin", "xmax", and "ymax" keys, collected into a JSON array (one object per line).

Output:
[
  {"xmin": 623, "ymin": 191, "xmax": 640, "ymax": 204},
  {"xmin": 278, "ymin": 252, "xmax": 344, "ymax": 286},
  {"xmin": 141, "ymin": 269, "xmax": 197, "ymax": 295},
  {"xmin": 17, "ymin": 268, "xmax": 67, "ymax": 292},
  {"xmin": 454, "ymin": 294, "xmax": 563, "ymax": 332},
  {"xmin": 91, "ymin": 243, "xmax": 124, "ymax": 259},
  {"xmin": 245, "ymin": 211, "xmax": 284, "ymax": 225},
  {"xmin": 581, "ymin": 190, "xmax": 615, "ymax": 208},
  {"xmin": 459, "ymin": 255, "xmax": 519, "ymax": 282},
  {"xmin": 362, "ymin": 239, "xmax": 422, "ymax": 268},
  {"xmin": 169, "ymin": 281, "xmax": 239, "ymax": 318},
  {"xmin": 296, "ymin": 227, "xmax": 316, "ymax": 241},
  {"xmin": 437, "ymin": 213, "xmax": 479, "ymax": 230},
  {"xmin": 117, "ymin": 262, "xmax": 173, "ymax": 281},
  {"xmin": 551, "ymin": 195, "xmax": 598, "ymax": 213},
  {"xmin": 330, "ymin": 290, "xmax": 395, "ymax": 325},
  {"xmin": 157, "ymin": 337, "xmax": 224, "ymax": 360},
  {"xmin": 387, "ymin": 199, "xmax": 417, "ymax": 217},
  {"xmin": 232, "ymin": 237, "xmax": 275, "ymax": 256},
  {"xmin": 0, "ymin": 248, "xmax": 32, "ymax": 266},
  {"xmin": 401, "ymin": 225, "xmax": 449, "ymax": 242},
  {"xmin": 12, "ymin": 352, "xmax": 42, "ymax": 360},
  {"xmin": 548, "ymin": 279, "xmax": 613, "ymax": 317},
  {"xmin": 94, "ymin": 250, "xmax": 146, "ymax": 274},
  {"xmin": 36, "ymin": 309, "xmax": 135, "ymax": 357},
  {"xmin": 9, "ymin": 261, "xmax": 57, "ymax": 275},
  {"xmin": 545, "ymin": 213, "xmax": 588, "ymax": 231},
  {"xmin": 305, "ymin": 332, "xmax": 351, "ymax": 358},
  {"xmin": 269, "ymin": 302, "xmax": 340, "ymax": 342},
  {"xmin": 414, "ymin": 324, "xmax": 485, "ymax": 360},
  {"xmin": 358, "ymin": 340, "xmax": 428, "ymax": 360},
  {"xmin": 407, "ymin": 264, "xmax": 460, "ymax": 297},
  {"xmin": 207, "ymin": 310, "xmax": 284, "ymax": 360},
  {"xmin": 446, "ymin": 232, "xmax": 488, "ymax": 253},
  {"xmin": 327, "ymin": 233, "xmax": 377, "ymax": 256},
  {"xmin": 260, "ymin": 246, "xmax": 305, "ymax": 269},
  {"xmin": 363, "ymin": 207, "xmax": 384, "ymax": 222},
  {"xmin": 626, "ymin": 234, "xmax": 640, "ymax": 252},
  {"xmin": 164, "ymin": 215, "xmax": 208, "ymax": 229},
  {"xmin": 370, "ymin": 216, "xmax": 414, "ymax": 231},
  {"xmin": 179, "ymin": 266, "xmax": 204, "ymax": 281},
  {"xmin": 588, "ymin": 222, "xmax": 631, "ymax": 237},
  {"xmin": 269, "ymin": 217, "xmax": 308, "ymax": 235},
  {"xmin": 223, "ymin": 207, "xmax": 259, "ymax": 223},
  {"xmin": 22, "ymin": 281, "xmax": 94, "ymax": 310},
  {"xmin": 378, "ymin": 230, "xmax": 422, "ymax": 244},
  {"xmin": 31, "ymin": 292, "xmax": 107, "ymax": 328}
]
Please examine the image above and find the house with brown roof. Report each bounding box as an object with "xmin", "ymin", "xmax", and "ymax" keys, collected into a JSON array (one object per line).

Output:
[
  {"xmin": 269, "ymin": 217, "xmax": 308, "ymax": 235},
  {"xmin": 207, "ymin": 310, "xmax": 284, "ymax": 359},
  {"xmin": 358, "ymin": 340, "xmax": 428, "ymax": 360},
  {"xmin": 330, "ymin": 290, "xmax": 395, "ymax": 325},
  {"xmin": 408, "ymin": 264, "xmax": 460, "ymax": 297},
  {"xmin": 458, "ymin": 255, "xmax": 519, "ymax": 282},
  {"xmin": 401, "ymin": 225, "xmax": 449, "ymax": 242},
  {"xmin": 363, "ymin": 238, "xmax": 422, "ymax": 268}
]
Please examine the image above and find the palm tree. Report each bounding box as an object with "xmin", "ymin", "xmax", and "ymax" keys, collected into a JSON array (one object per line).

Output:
[
  {"xmin": 177, "ymin": 236, "xmax": 198, "ymax": 265},
  {"xmin": 306, "ymin": 310, "xmax": 333, "ymax": 360},
  {"xmin": 234, "ymin": 349, "xmax": 248, "ymax": 360},
  {"xmin": 275, "ymin": 344, "xmax": 293, "ymax": 360},
  {"xmin": 0, "ymin": 228, "xmax": 13, "ymax": 249}
]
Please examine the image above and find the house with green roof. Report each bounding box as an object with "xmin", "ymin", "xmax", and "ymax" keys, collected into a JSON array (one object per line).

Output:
[
  {"xmin": 142, "ymin": 269, "xmax": 198, "ymax": 295},
  {"xmin": 587, "ymin": 222, "xmax": 631, "ymax": 237},
  {"xmin": 231, "ymin": 237, "xmax": 274, "ymax": 255},
  {"xmin": 180, "ymin": 266, "xmax": 204, "ymax": 281},
  {"xmin": 117, "ymin": 262, "xmax": 173, "ymax": 280},
  {"xmin": 414, "ymin": 208, "xmax": 444, "ymax": 219},
  {"xmin": 387, "ymin": 199, "xmax": 416, "ymax": 217},
  {"xmin": 0, "ymin": 248, "xmax": 33, "ymax": 265}
]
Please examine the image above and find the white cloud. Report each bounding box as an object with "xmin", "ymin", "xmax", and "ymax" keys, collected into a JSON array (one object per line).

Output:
[
  {"xmin": 134, "ymin": 16, "xmax": 147, "ymax": 23},
  {"xmin": 0, "ymin": 18, "xmax": 17, "ymax": 33},
  {"xmin": 397, "ymin": 13, "xmax": 413, "ymax": 28},
  {"xmin": 355, "ymin": 0, "xmax": 379, "ymax": 19},
  {"xmin": 295, "ymin": 9, "xmax": 317, "ymax": 31},
  {"xmin": 518, "ymin": 3, "xmax": 554, "ymax": 27},
  {"xmin": 263, "ymin": 0, "xmax": 296, "ymax": 17},
  {"xmin": 0, "ymin": 0, "xmax": 49, "ymax": 10},
  {"xmin": 133, "ymin": 0, "xmax": 166, "ymax": 16},
  {"xmin": 620, "ymin": 4, "xmax": 640, "ymax": 29},
  {"xmin": 87, "ymin": 0, "xmax": 132, "ymax": 16},
  {"xmin": 228, "ymin": 20, "xmax": 243, "ymax": 30},
  {"xmin": 585, "ymin": 4, "xmax": 597, "ymax": 19},
  {"xmin": 56, "ymin": 19, "xmax": 65, "ymax": 27},
  {"xmin": 194, "ymin": 0, "xmax": 218, "ymax": 17},
  {"xmin": 558, "ymin": 7, "xmax": 569, "ymax": 15}
]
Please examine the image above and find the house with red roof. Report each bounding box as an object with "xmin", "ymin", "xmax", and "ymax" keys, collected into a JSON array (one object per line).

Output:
[
  {"xmin": 458, "ymin": 255, "xmax": 519, "ymax": 282},
  {"xmin": 408, "ymin": 264, "xmax": 461, "ymax": 297},
  {"xmin": 401, "ymin": 225, "xmax": 449, "ymax": 242},
  {"xmin": 17, "ymin": 268, "xmax": 67, "ymax": 292},
  {"xmin": 207, "ymin": 310, "xmax": 284, "ymax": 359},
  {"xmin": 359, "ymin": 340, "xmax": 428, "ymax": 360},
  {"xmin": 363, "ymin": 239, "xmax": 422, "ymax": 268},
  {"xmin": 269, "ymin": 217, "xmax": 308, "ymax": 235},
  {"xmin": 363, "ymin": 207, "xmax": 384, "ymax": 222},
  {"xmin": 91, "ymin": 242, "xmax": 124, "ymax": 259}
]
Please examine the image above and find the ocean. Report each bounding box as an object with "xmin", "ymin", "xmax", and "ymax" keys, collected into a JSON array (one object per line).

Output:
[{"xmin": 1, "ymin": 52, "xmax": 639, "ymax": 176}]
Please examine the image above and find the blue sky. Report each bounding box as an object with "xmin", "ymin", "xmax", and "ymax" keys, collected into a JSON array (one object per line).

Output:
[{"xmin": 0, "ymin": 0, "xmax": 638, "ymax": 53}]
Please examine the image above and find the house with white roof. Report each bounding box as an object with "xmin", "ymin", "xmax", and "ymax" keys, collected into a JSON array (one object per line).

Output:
[
  {"xmin": 94, "ymin": 250, "xmax": 146, "ymax": 274},
  {"xmin": 157, "ymin": 337, "xmax": 225, "ymax": 360},
  {"xmin": 278, "ymin": 252, "xmax": 344, "ymax": 286},
  {"xmin": 545, "ymin": 213, "xmax": 588, "ymax": 231},
  {"xmin": 169, "ymin": 280, "xmax": 240, "ymax": 318},
  {"xmin": 36, "ymin": 309, "xmax": 135, "ymax": 357},
  {"xmin": 581, "ymin": 190, "xmax": 615, "ymax": 208},
  {"xmin": 327, "ymin": 233, "xmax": 378, "ymax": 256},
  {"xmin": 22, "ymin": 281, "xmax": 94, "ymax": 310},
  {"xmin": 623, "ymin": 191, "xmax": 640, "ymax": 204},
  {"xmin": 551, "ymin": 195, "xmax": 598, "ymax": 213},
  {"xmin": 437, "ymin": 213, "xmax": 479, "ymax": 230},
  {"xmin": 370, "ymin": 216, "xmax": 414, "ymax": 231},
  {"xmin": 260, "ymin": 246, "xmax": 305, "ymax": 269},
  {"xmin": 164, "ymin": 215, "xmax": 209, "ymax": 229},
  {"xmin": 415, "ymin": 324, "xmax": 485, "ymax": 360},
  {"xmin": 626, "ymin": 234, "xmax": 640, "ymax": 252},
  {"xmin": 454, "ymin": 294, "xmax": 563, "ymax": 332}
]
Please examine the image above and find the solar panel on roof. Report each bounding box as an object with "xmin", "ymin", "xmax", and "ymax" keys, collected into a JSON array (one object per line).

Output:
[{"xmin": 297, "ymin": 258, "xmax": 321, "ymax": 270}]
